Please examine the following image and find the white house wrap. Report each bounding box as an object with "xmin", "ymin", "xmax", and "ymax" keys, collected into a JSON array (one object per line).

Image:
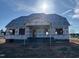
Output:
[{"xmin": 5, "ymin": 13, "xmax": 70, "ymax": 41}]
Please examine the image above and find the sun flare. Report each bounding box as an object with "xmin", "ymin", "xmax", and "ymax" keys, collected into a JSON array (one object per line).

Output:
[
  {"xmin": 40, "ymin": 3, "xmax": 48, "ymax": 13},
  {"xmin": 42, "ymin": 3, "xmax": 48, "ymax": 11}
]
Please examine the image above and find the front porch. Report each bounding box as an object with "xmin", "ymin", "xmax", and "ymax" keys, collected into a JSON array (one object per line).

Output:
[{"xmin": 27, "ymin": 25, "xmax": 51, "ymax": 38}]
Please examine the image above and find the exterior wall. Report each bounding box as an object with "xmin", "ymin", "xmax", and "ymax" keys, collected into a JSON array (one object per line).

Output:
[
  {"xmin": 35, "ymin": 28, "xmax": 49, "ymax": 37},
  {"xmin": 5, "ymin": 35, "xmax": 27, "ymax": 40},
  {"xmin": 52, "ymin": 26, "xmax": 69, "ymax": 39},
  {"xmin": 5, "ymin": 26, "xmax": 69, "ymax": 40},
  {"xmin": 52, "ymin": 34, "xmax": 69, "ymax": 39},
  {"xmin": 5, "ymin": 27, "xmax": 29, "ymax": 40}
]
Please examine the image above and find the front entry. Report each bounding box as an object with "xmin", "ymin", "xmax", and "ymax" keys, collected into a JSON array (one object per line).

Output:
[
  {"xmin": 32, "ymin": 28, "xmax": 36, "ymax": 39},
  {"xmin": 28, "ymin": 25, "xmax": 50, "ymax": 38},
  {"xmin": 26, "ymin": 25, "xmax": 54, "ymax": 48}
]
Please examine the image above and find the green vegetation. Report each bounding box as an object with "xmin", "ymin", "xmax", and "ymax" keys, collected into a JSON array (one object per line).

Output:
[{"xmin": 70, "ymin": 33, "xmax": 79, "ymax": 38}]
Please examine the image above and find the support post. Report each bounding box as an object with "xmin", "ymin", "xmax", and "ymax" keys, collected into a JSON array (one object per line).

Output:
[
  {"xmin": 50, "ymin": 23, "xmax": 52, "ymax": 48},
  {"xmin": 24, "ymin": 39, "xmax": 26, "ymax": 46}
]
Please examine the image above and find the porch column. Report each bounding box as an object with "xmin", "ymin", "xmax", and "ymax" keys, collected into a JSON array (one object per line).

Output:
[{"xmin": 50, "ymin": 23, "xmax": 52, "ymax": 48}]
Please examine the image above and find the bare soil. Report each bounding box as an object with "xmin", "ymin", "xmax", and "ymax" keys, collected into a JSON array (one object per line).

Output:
[
  {"xmin": 70, "ymin": 38, "xmax": 79, "ymax": 44},
  {"xmin": 0, "ymin": 41, "xmax": 79, "ymax": 58},
  {"xmin": 0, "ymin": 38, "xmax": 79, "ymax": 58}
]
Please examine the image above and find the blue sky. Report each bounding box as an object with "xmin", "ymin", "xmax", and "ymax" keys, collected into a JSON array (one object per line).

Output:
[{"xmin": 0, "ymin": 0, "xmax": 79, "ymax": 33}]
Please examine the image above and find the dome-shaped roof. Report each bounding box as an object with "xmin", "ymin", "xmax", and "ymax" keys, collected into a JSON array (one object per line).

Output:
[{"xmin": 6, "ymin": 13, "xmax": 70, "ymax": 28}]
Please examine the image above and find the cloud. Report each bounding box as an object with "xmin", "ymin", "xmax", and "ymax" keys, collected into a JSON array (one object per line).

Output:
[
  {"xmin": 72, "ymin": 8, "xmax": 79, "ymax": 18},
  {"xmin": 2, "ymin": 0, "xmax": 38, "ymax": 13},
  {"xmin": 73, "ymin": 14, "xmax": 79, "ymax": 18},
  {"xmin": 62, "ymin": 9, "xmax": 72, "ymax": 15},
  {"xmin": 72, "ymin": 0, "xmax": 79, "ymax": 18},
  {"xmin": 15, "ymin": 3, "xmax": 36, "ymax": 12},
  {"xmin": 74, "ymin": 8, "xmax": 79, "ymax": 13},
  {"xmin": 2, "ymin": 0, "xmax": 55, "ymax": 14}
]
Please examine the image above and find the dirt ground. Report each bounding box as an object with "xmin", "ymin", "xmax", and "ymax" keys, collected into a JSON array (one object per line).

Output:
[
  {"xmin": 70, "ymin": 38, "xmax": 79, "ymax": 44},
  {"xmin": 0, "ymin": 37, "xmax": 6, "ymax": 44},
  {"xmin": 0, "ymin": 41, "xmax": 79, "ymax": 58},
  {"xmin": 0, "ymin": 38, "xmax": 79, "ymax": 58}
]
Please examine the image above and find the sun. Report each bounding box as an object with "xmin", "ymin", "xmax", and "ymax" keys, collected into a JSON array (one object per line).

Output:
[
  {"xmin": 42, "ymin": 3, "xmax": 48, "ymax": 11},
  {"xmin": 40, "ymin": 3, "xmax": 48, "ymax": 13},
  {"xmin": 36, "ymin": 0, "xmax": 55, "ymax": 13}
]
